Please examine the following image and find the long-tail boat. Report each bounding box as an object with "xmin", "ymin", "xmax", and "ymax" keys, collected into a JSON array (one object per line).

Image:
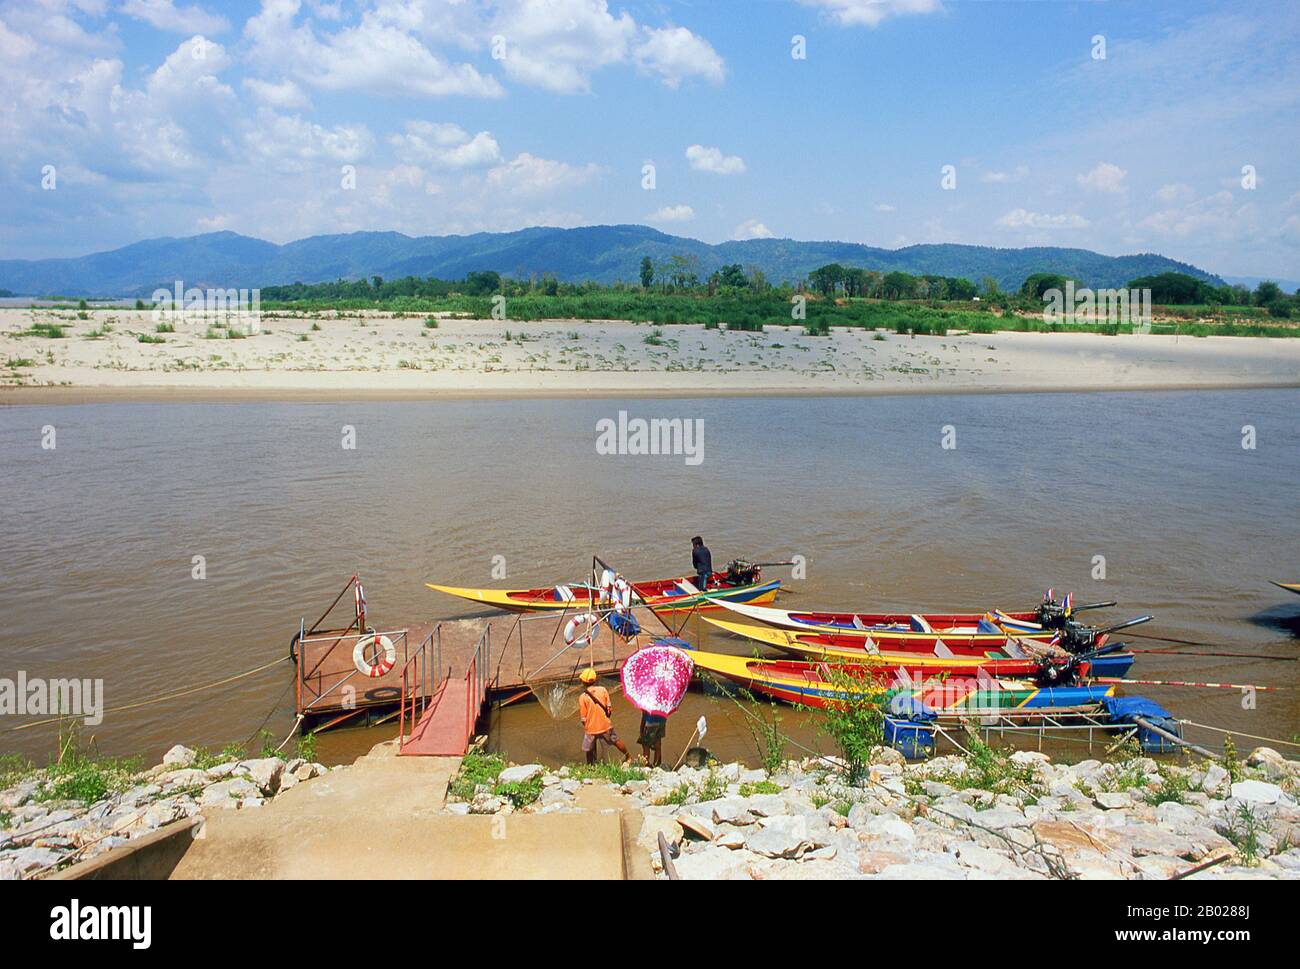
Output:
[
  {"xmin": 688, "ymin": 650, "xmax": 1116, "ymax": 712},
  {"xmin": 1271, "ymin": 581, "xmax": 1300, "ymax": 595},
  {"xmin": 427, "ymin": 570, "xmax": 779, "ymax": 614},
  {"xmin": 716, "ymin": 599, "xmax": 1050, "ymax": 638},
  {"xmin": 701, "ymin": 616, "xmax": 1135, "ymax": 678}
]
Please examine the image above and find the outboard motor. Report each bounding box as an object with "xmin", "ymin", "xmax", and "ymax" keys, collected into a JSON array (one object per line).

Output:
[{"xmin": 724, "ymin": 559, "xmax": 762, "ymax": 586}]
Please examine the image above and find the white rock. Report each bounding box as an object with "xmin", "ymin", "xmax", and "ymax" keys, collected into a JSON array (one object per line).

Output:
[
  {"xmin": 857, "ymin": 813, "xmax": 916, "ymax": 844},
  {"xmin": 1201, "ymin": 764, "xmax": 1229, "ymax": 796},
  {"xmin": 1231, "ymin": 780, "xmax": 1282, "ymax": 805},
  {"xmin": 497, "ymin": 764, "xmax": 544, "ymax": 785},
  {"xmin": 711, "ymin": 799, "xmax": 755, "ymax": 826},
  {"xmin": 637, "ymin": 815, "xmax": 683, "ymax": 852},
  {"xmin": 716, "ymin": 830, "xmax": 747, "ymax": 850},
  {"xmin": 162, "ymin": 745, "xmax": 196, "ymax": 768},
  {"xmin": 745, "ymin": 815, "xmax": 811, "ymax": 859},
  {"xmin": 1096, "ymin": 792, "xmax": 1134, "ymax": 810},
  {"xmin": 199, "ymin": 778, "xmax": 262, "ymax": 808},
  {"xmin": 972, "ymin": 806, "xmax": 1031, "ymax": 830},
  {"xmin": 240, "ymin": 758, "xmax": 285, "ymax": 796}
]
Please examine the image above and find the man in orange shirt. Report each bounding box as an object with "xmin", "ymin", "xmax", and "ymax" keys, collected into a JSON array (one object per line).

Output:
[{"xmin": 578, "ymin": 668, "xmax": 632, "ymax": 765}]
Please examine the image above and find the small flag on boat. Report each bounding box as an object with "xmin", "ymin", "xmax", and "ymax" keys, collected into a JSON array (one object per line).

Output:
[{"xmin": 1063, "ymin": 593, "xmax": 1073, "ymax": 615}]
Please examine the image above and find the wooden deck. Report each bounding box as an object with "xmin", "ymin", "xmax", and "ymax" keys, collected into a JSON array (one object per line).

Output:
[{"xmin": 295, "ymin": 606, "xmax": 677, "ymax": 746}]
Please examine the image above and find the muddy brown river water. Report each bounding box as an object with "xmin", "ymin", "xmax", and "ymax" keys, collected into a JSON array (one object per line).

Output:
[{"xmin": 1, "ymin": 389, "xmax": 1297, "ymax": 767}]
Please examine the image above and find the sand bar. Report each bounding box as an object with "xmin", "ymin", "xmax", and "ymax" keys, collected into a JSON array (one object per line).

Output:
[{"xmin": 3, "ymin": 308, "xmax": 1298, "ymax": 404}]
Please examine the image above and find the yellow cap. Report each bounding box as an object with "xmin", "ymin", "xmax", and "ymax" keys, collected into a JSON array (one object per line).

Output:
[{"xmin": 579, "ymin": 668, "xmax": 597, "ymax": 684}]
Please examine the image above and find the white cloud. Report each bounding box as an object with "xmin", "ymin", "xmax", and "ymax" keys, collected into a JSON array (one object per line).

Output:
[
  {"xmin": 389, "ymin": 121, "xmax": 502, "ymax": 168},
  {"xmin": 634, "ymin": 25, "xmax": 724, "ymax": 88},
  {"xmin": 1137, "ymin": 189, "xmax": 1255, "ymax": 240},
  {"xmin": 484, "ymin": 152, "xmax": 600, "ymax": 197},
  {"xmin": 490, "ymin": 0, "xmax": 636, "ymax": 94},
  {"xmin": 242, "ymin": 77, "xmax": 311, "ymax": 110},
  {"xmin": 1156, "ymin": 182, "xmax": 1195, "ymax": 203},
  {"xmin": 648, "ymin": 204, "xmax": 695, "ymax": 223},
  {"xmin": 121, "ymin": 0, "xmax": 229, "ymax": 35},
  {"xmin": 1077, "ymin": 162, "xmax": 1127, "ymax": 194},
  {"xmin": 487, "ymin": 1, "xmax": 725, "ymax": 94},
  {"xmin": 980, "ymin": 165, "xmax": 1028, "ymax": 184},
  {"xmin": 996, "ymin": 209, "xmax": 1089, "ymax": 230},
  {"xmin": 685, "ymin": 144, "xmax": 745, "ymax": 175},
  {"xmin": 242, "ymin": 109, "xmax": 373, "ymax": 171},
  {"xmin": 732, "ymin": 219, "xmax": 774, "ymax": 240},
  {"xmin": 799, "ymin": 0, "xmax": 944, "ymax": 28},
  {"xmin": 874, "ymin": 202, "xmax": 896, "ymax": 213},
  {"xmin": 243, "ymin": 0, "xmax": 504, "ymax": 99}
]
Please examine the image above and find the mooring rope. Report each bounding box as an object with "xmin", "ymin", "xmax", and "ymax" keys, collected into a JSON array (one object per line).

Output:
[
  {"xmin": 1178, "ymin": 719, "xmax": 1300, "ymax": 750},
  {"xmin": 6, "ymin": 655, "xmax": 292, "ymax": 733}
]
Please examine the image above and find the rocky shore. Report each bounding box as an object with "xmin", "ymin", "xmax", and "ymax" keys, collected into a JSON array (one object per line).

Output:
[
  {"xmin": 6, "ymin": 739, "xmax": 1298, "ymax": 880},
  {"xmin": 0, "ymin": 744, "xmax": 332, "ymax": 879},
  {"xmin": 445, "ymin": 744, "xmax": 1300, "ymax": 880}
]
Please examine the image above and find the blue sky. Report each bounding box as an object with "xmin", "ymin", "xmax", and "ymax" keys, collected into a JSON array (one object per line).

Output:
[{"xmin": 2, "ymin": 0, "xmax": 1297, "ymax": 278}]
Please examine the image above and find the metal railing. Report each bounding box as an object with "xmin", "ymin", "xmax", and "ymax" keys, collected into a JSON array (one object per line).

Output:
[
  {"xmin": 297, "ymin": 627, "xmax": 411, "ymax": 714},
  {"xmin": 464, "ymin": 627, "xmax": 491, "ymax": 747},
  {"xmin": 398, "ymin": 625, "xmax": 445, "ymax": 750}
]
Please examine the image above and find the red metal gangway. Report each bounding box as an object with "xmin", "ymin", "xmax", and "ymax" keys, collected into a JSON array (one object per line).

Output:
[{"xmin": 398, "ymin": 627, "xmax": 492, "ymax": 757}]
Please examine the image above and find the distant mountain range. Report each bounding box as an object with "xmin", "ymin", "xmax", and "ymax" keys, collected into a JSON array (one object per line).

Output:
[{"xmin": 0, "ymin": 225, "xmax": 1226, "ymax": 297}]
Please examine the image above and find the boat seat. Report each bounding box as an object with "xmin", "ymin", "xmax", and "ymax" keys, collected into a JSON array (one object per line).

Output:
[
  {"xmin": 677, "ymin": 579, "xmax": 699, "ymax": 595},
  {"xmin": 851, "ymin": 615, "xmax": 867, "ymax": 630},
  {"xmin": 862, "ymin": 637, "xmax": 880, "ymax": 655},
  {"xmin": 932, "ymin": 639, "xmax": 954, "ymax": 659},
  {"xmin": 910, "ymin": 614, "xmax": 934, "ymax": 634}
]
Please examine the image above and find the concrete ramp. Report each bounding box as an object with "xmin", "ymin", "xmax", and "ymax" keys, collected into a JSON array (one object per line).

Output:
[{"xmin": 170, "ymin": 743, "xmax": 627, "ymax": 880}]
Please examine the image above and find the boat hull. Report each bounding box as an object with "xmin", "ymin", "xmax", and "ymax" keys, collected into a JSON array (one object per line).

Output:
[
  {"xmin": 428, "ymin": 574, "xmax": 780, "ymax": 614},
  {"xmin": 718, "ymin": 599, "xmax": 1044, "ymax": 635},
  {"xmin": 702, "ymin": 616, "xmax": 1135, "ymax": 679},
  {"xmin": 688, "ymin": 650, "xmax": 1115, "ymax": 712}
]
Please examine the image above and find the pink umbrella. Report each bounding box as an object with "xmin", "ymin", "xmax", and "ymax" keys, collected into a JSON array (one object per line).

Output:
[{"xmin": 620, "ymin": 642, "xmax": 695, "ymax": 717}]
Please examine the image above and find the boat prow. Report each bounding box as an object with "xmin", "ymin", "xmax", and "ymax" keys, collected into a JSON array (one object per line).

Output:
[{"xmin": 1270, "ymin": 581, "xmax": 1300, "ymax": 596}]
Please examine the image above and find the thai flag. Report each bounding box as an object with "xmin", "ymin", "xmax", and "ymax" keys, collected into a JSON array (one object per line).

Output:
[{"xmin": 1063, "ymin": 592, "xmax": 1073, "ymax": 614}]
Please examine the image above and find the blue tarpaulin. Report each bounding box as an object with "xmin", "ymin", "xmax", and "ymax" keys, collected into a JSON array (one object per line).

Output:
[
  {"xmin": 651, "ymin": 636, "xmax": 693, "ymax": 651},
  {"xmin": 607, "ymin": 612, "xmax": 641, "ymax": 639},
  {"xmin": 1102, "ymin": 696, "xmax": 1174, "ymax": 724},
  {"xmin": 1103, "ymin": 695, "xmax": 1182, "ymax": 753}
]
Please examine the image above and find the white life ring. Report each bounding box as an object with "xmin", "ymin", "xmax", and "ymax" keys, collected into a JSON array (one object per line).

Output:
[
  {"xmin": 564, "ymin": 613, "xmax": 600, "ymax": 648},
  {"xmin": 353, "ymin": 633, "xmax": 396, "ymax": 678},
  {"xmin": 611, "ymin": 577, "xmax": 632, "ymax": 615}
]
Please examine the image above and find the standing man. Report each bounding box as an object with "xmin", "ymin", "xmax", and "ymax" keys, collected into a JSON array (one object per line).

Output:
[
  {"xmin": 638, "ymin": 710, "xmax": 667, "ymax": 768},
  {"xmin": 578, "ymin": 668, "xmax": 631, "ymax": 764},
  {"xmin": 691, "ymin": 535, "xmax": 713, "ymax": 591}
]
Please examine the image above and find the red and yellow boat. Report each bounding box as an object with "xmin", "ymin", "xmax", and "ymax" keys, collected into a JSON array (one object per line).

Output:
[
  {"xmin": 702, "ymin": 616, "xmax": 1136, "ymax": 679},
  {"xmin": 716, "ymin": 599, "xmax": 1047, "ymax": 636},
  {"xmin": 688, "ymin": 650, "xmax": 1116, "ymax": 712},
  {"xmin": 427, "ymin": 570, "xmax": 780, "ymax": 614}
]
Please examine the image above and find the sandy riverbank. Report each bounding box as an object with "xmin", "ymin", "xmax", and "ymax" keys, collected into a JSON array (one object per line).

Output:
[{"xmin": 2, "ymin": 307, "xmax": 1298, "ymax": 403}]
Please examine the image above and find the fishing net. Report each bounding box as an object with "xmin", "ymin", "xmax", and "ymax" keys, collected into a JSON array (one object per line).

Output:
[{"xmin": 527, "ymin": 675, "xmax": 622, "ymax": 720}]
